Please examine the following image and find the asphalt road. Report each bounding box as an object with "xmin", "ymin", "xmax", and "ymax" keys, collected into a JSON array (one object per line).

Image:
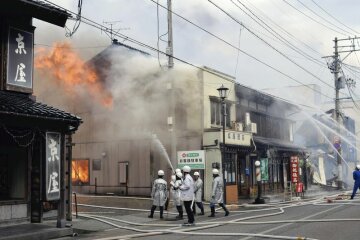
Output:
[{"xmin": 57, "ymin": 194, "xmax": 360, "ymax": 240}]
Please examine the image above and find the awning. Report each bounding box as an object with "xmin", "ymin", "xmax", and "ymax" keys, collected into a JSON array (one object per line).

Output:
[{"xmin": 253, "ymin": 136, "xmax": 306, "ymax": 152}]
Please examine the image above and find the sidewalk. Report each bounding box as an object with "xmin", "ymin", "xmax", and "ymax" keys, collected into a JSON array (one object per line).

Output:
[{"xmin": 0, "ymin": 222, "xmax": 73, "ymax": 240}]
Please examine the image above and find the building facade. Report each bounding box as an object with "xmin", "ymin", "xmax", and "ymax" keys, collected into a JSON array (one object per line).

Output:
[
  {"xmin": 71, "ymin": 42, "xmax": 306, "ymax": 202},
  {"xmin": 0, "ymin": 0, "xmax": 81, "ymax": 226}
]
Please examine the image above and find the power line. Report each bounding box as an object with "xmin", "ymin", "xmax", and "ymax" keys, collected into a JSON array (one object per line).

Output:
[
  {"xmin": 208, "ymin": 0, "xmax": 337, "ymax": 92},
  {"xmin": 296, "ymin": 0, "xmax": 353, "ymax": 36},
  {"xmin": 281, "ymin": 0, "xmax": 348, "ymax": 36},
  {"xmin": 231, "ymin": 0, "xmax": 327, "ymax": 69},
  {"xmin": 242, "ymin": 0, "xmax": 323, "ymax": 57},
  {"xmin": 310, "ymin": 0, "xmax": 360, "ymax": 35},
  {"xmin": 149, "ymin": 0, "xmax": 335, "ymax": 100},
  {"xmin": 34, "ymin": 43, "xmax": 108, "ymax": 49},
  {"xmin": 42, "ymin": 0, "xmax": 335, "ymax": 103}
]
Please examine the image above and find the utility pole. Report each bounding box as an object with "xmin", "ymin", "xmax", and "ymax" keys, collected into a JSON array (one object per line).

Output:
[
  {"xmin": 167, "ymin": 0, "xmax": 176, "ymax": 170},
  {"xmin": 325, "ymin": 36, "xmax": 360, "ymax": 189},
  {"xmin": 333, "ymin": 37, "xmax": 342, "ymax": 189}
]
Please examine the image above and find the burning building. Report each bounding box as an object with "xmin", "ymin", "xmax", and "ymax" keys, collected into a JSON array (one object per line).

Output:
[{"xmin": 58, "ymin": 39, "xmax": 306, "ymax": 202}]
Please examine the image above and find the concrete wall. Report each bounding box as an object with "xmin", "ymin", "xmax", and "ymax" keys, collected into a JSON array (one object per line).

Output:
[
  {"xmin": 0, "ymin": 204, "xmax": 27, "ymax": 221},
  {"xmin": 202, "ymin": 69, "xmax": 236, "ymax": 129}
]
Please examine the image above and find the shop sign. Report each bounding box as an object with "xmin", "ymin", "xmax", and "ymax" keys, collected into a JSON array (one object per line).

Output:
[
  {"xmin": 45, "ymin": 132, "xmax": 61, "ymax": 201},
  {"xmin": 177, "ymin": 150, "xmax": 205, "ymax": 169},
  {"xmin": 7, "ymin": 27, "xmax": 34, "ymax": 91},
  {"xmin": 260, "ymin": 158, "xmax": 269, "ymax": 181},
  {"xmin": 290, "ymin": 156, "xmax": 299, "ymax": 183}
]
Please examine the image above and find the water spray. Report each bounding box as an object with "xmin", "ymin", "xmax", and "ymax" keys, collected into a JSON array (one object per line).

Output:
[{"xmin": 151, "ymin": 134, "xmax": 175, "ymax": 172}]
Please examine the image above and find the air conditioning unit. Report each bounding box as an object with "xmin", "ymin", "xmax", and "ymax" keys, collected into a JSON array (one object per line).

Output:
[
  {"xmin": 235, "ymin": 122, "xmax": 243, "ymax": 132},
  {"xmin": 250, "ymin": 123, "xmax": 257, "ymax": 134}
]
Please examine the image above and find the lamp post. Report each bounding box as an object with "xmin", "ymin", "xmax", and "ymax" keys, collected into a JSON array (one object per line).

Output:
[
  {"xmin": 254, "ymin": 160, "xmax": 265, "ymax": 204},
  {"xmin": 217, "ymin": 84, "xmax": 229, "ymax": 204}
]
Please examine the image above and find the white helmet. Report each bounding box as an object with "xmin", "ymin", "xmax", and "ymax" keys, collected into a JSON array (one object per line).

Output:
[
  {"xmin": 182, "ymin": 165, "xmax": 191, "ymax": 173},
  {"xmin": 356, "ymin": 165, "xmax": 360, "ymax": 170},
  {"xmin": 176, "ymin": 172, "xmax": 183, "ymax": 178},
  {"xmin": 212, "ymin": 168, "xmax": 219, "ymax": 174},
  {"xmin": 194, "ymin": 171, "xmax": 200, "ymax": 176},
  {"xmin": 175, "ymin": 168, "xmax": 181, "ymax": 174},
  {"xmin": 171, "ymin": 175, "xmax": 176, "ymax": 182},
  {"xmin": 158, "ymin": 170, "xmax": 164, "ymax": 176}
]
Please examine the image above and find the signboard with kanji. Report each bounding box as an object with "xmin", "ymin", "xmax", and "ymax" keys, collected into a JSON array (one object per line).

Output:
[
  {"xmin": 45, "ymin": 132, "xmax": 61, "ymax": 201},
  {"xmin": 177, "ymin": 150, "xmax": 205, "ymax": 169},
  {"xmin": 6, "ymin": 26, "xmax": 34, "ymax": 91},
  {"xmin": 290, "ymin": 156, "xmax": 299, "ymax": 183}
]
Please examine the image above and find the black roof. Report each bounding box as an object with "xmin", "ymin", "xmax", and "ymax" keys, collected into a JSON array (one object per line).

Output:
[
  {"xmin": 1, "ymin": 0, "xmax": 70, "ymax": 27},
  {"xmin": 0, "ymin": 91, "xmax": 82, "ymax": 128}
]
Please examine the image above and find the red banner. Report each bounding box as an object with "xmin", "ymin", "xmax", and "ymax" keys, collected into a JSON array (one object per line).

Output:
[{"xmin": 290, "ymin": 156, "xmax": 299, "ymax": 183}]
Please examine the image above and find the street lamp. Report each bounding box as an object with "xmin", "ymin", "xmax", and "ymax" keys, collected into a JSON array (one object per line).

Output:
[
  {"xmin": 254, "ymin": 160, "xmax": 265, "ymax": 204},
  {"xmin": 217, "ymin": 84, "xmax": 229, "ymax": 204}
]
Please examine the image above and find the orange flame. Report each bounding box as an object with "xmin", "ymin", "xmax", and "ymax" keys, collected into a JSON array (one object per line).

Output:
[
  {"xmin": 72, "ymin": 160, "xmax": 89, "ymax": 184},
  {"xmin": 35, "ymin": 42, "xmax": 113, "ymax": 108}
]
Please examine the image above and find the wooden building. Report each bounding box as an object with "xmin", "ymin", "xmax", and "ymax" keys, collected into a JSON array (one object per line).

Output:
[{"xmin": 0, "ymin": 0, "xmax": 81, "ymax": 226}]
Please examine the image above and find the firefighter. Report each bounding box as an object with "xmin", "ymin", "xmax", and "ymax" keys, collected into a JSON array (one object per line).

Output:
[
  {"xmin": 179, "ymin": 165, "xmax": 195, "ymax": 226},
  {"xmin": 170, "ymin": 171, "xmax": 184, "ymax": 219},
  {"xmin": 148, "ymin": 170, "xmax": 168, "ymax": 219},
  {"xmin": 208, "ymin": 168, "xmax": 229, "ymax": 217},
  {"xmin": 193, "ymin": 171, "xmax": 204, "ymax": 215},
  {"xmin": 350, "ymin": 165, "xmax": 360, "ymax": 199}
]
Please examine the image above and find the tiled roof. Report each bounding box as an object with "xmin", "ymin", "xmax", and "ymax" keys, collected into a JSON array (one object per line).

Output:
[{"xmin": 0, "ymin": 91, "xmax": 82, "ymax": 125}]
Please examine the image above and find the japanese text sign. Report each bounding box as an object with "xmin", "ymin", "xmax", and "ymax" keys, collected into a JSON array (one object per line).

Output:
[
  {"xmin": 177, "ymin": 150, "xmax": 205, "ymax": 169},
  {"xmin": 7, "ymin": 27, "xmax": 33, "ymax": 90},
  {"xmin": 45, "ymin": 132, "xmax": 61, "ymax": 201},
  {"xmin": 290, "ymin": 156, "xmax": 299, "ymax": 183}
]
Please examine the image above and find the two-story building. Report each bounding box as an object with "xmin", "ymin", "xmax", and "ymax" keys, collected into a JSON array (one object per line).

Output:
[{"xmin": 69, "ymin": 40, "xmax": 306, "ymax": 203}]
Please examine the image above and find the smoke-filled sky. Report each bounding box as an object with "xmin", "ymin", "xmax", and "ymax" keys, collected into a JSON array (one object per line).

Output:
[{"xmin": 33, "ymin": 0, "xmax": 360, "ymax": 105}]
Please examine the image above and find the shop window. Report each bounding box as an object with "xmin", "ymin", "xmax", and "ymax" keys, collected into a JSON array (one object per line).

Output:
[
  {"xmin": 224, "ymin": 153, "xmax": 236, "ymax": 184},
  {"xmin": 72, "ymin": 159, "xmax": 90, "ymax": 185}
]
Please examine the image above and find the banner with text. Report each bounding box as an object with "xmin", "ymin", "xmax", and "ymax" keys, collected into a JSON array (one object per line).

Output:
[{"xmin": 177, "ymin": 150, "xmax": 205, "ymax": 169}]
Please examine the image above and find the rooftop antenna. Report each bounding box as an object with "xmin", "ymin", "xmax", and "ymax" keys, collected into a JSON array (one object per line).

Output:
[{"xmin": 102, "ymin": 20, "xmax": 130, "ymax": 43}]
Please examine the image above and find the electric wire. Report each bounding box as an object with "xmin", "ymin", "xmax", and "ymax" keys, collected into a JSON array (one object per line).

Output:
[
  {"xmin": 310, "ymin": 0, "xmax": 360, "ymax": 35},
  {"xmin": 65, "ymin": 0, "xmax": 82, "ymax": 37},
  {"xmin": 295, "ymin": 0, "xmax": 353, "ymax": 36},
  {"xmin": 207, "ymin": 0, "xmax": 337, "ymax": 94},
  {"xmin": 281, "ymin": 0, "xmax": 348, "ymax": 37},
  {"xmin": 43, "ymin": 0, "xmax": 335, "ymax": 102},
  {"xmin": 234, "ymin": 26, "xmax": 243, "ymax": 77},
  {"xmin": 156, "ymin": 0, "xmax": 163, "ymax": 68},
  {"xmin": 231, "ymin": 0, "xmax": 327, "ymax": 69},
  {"xmin": 242, "ymin": 0, "xmax": 323, "ymax": 57}
]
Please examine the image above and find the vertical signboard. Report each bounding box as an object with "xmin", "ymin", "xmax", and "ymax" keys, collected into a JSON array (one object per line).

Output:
[
  {"xmin": 45, "ymin": 132, "xmax": 61, "ymax": 201},
  {"xmin": 260, "ymin": 158, "xmax": 269, "ymax": 181},
  {"xmin": 7, "ymin": 26, "xmax": 34, "ymax": 91},
  {"xmin": 290, "ymin": 156, "xmax": 299, "ymax": 183}
]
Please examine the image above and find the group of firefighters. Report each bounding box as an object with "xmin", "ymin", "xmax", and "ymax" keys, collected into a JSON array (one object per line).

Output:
[{"xmin": 148, "ymin": 166, "xmax": 229, "ymax": 226}]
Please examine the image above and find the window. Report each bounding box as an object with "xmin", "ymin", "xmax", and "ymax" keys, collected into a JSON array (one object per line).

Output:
[
  {"xmin": 210, "ymin": 99, "xmax": 231, "ymax": 128},
  {"xmin": 72, "ymin": 159, "xmax": 90, "ymax": 185},
  {"xmin": 92, "ymin": 159, "xmax": 101, "ymax": 171},
  {"xmin": 224, "ymin": 153, "xmax": 236, "ymax": 184}
]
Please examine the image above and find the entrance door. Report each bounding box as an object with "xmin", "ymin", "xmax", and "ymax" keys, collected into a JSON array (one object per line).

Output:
[
  {"xmin": 118, "ymin": 162, "xmax": 129, "ymax": 195},
  {"xmin": 237, "ymin": 154, "xmax": 247, "ymax": 197}
]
